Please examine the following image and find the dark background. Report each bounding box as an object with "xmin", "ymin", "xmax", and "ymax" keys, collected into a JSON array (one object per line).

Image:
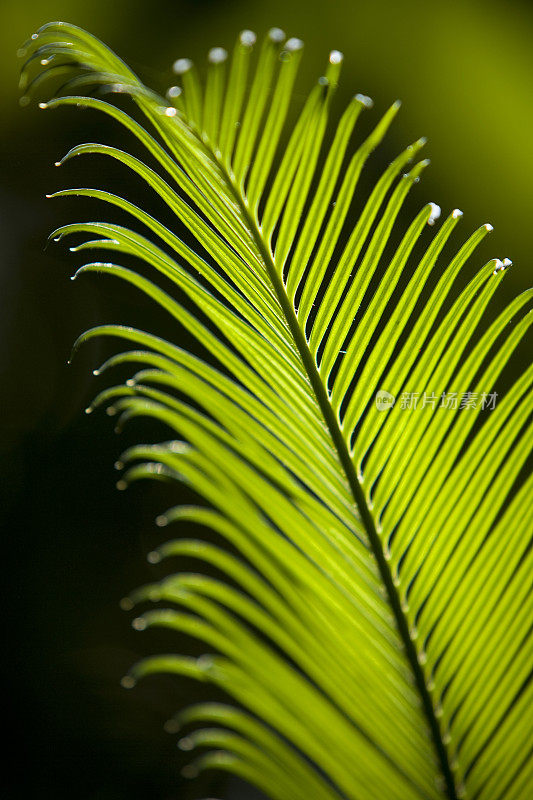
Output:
[{"xmin": 1, "ymin": 1, "xmax": 532, "ymax": 798}]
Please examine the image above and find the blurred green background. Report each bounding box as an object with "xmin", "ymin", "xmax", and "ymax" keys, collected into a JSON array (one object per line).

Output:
[{"xmin": 1, "ymin": 1, "xmax": 531, "ymax": 798}]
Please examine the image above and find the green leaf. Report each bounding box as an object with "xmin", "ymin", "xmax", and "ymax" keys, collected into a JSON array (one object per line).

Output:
[{"xmin": 21, "ymin": 21, "xmax": 532, "ymax": 800}]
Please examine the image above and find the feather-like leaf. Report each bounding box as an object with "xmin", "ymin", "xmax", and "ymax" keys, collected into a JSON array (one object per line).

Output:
[{"xmin": 21, "ymin": 21, "xmax": 532, "ymax": 800}]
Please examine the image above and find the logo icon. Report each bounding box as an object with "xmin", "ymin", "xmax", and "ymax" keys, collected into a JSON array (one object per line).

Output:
[{"xmin": 375, "ymin": 390, "xmax": 396, "ymax": 411}]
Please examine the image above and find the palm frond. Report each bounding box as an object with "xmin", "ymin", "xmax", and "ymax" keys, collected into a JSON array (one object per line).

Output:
[{"xmin": 20, "ymin": 22, "xmax": 532, "ymax": 800}]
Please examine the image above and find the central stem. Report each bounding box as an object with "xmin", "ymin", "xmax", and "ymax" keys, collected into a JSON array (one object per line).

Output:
[{"xmin": 220, "ymin": 173, "xmax": 458, "ymax": 800}]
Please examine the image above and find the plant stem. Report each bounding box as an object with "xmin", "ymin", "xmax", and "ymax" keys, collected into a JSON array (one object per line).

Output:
[{"xmin": 218, "ymin": 172, "xmax": 459, "ymax": 800}]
